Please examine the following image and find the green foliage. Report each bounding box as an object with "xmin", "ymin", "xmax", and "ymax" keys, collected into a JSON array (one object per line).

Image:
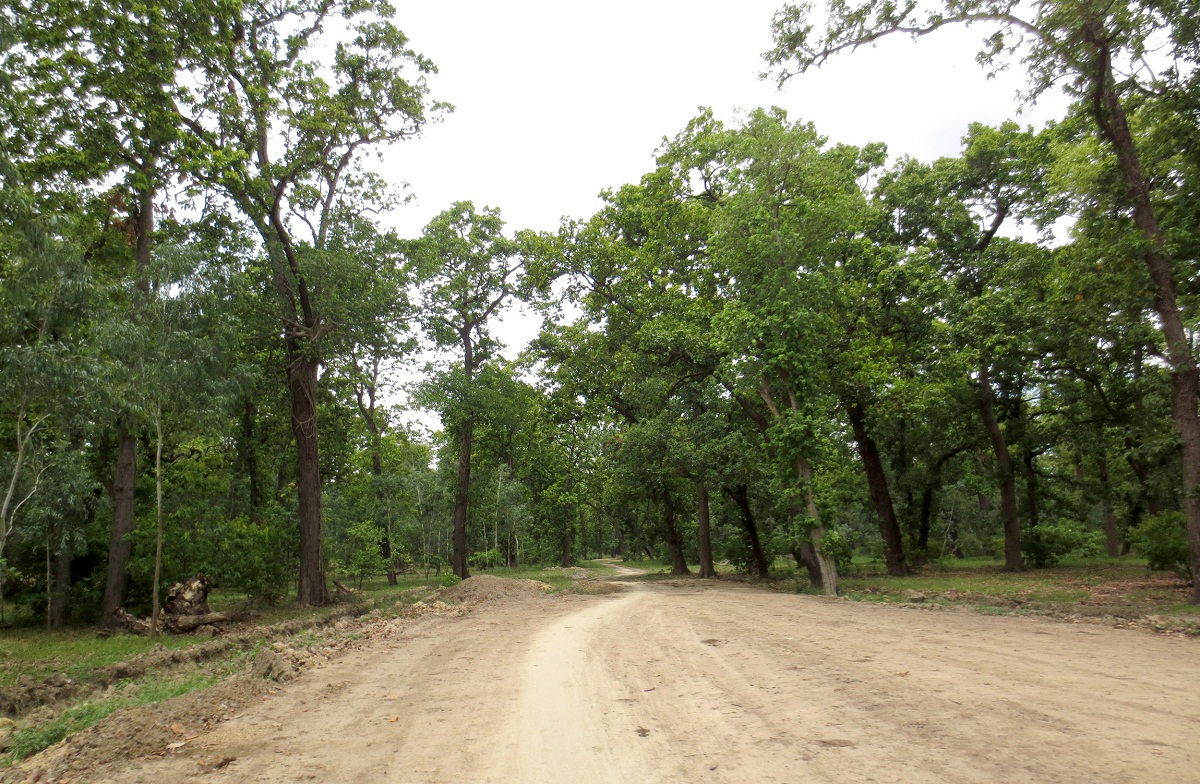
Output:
[
  {"xmin": 439, "ymin": 573, "xmax": 461, "ymax": 588},
  {"xmin": 211, "ymin": 514, "xmax": 299, "ymax": 606},
  {"xmin": 469, "ymin": 549, "xmax": 502, "ymax": 569},
  {"xmin": 1129, "ymin": 513, "xmax": 1191, "ymax": 577},
  {"xmin": 333, "ymin": 520, "xmax": 390, "ymax": 589},
  {"xmin": 1022, "ymin": 522, "xmax": 1106, "ymax": 568}
]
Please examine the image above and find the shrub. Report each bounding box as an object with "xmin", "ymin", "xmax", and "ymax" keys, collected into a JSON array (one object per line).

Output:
[
  {"xmin": 469, "ymin": 549, "xmax": 502, "ymax": 570},
  {"xmin": 212, "ymin": 513, "xmax": 298, "ymax": 605},
  {"xmin": 1022, "ymin": 522, "xmax": 1102, "ymax": 567},
  {"xmin": 439, "ymin": 573, "xmax": 461, "ymax": 588},
  {"xmin": 1128, "ymin": 512, "xmax": 1191, "ymax": 577}
]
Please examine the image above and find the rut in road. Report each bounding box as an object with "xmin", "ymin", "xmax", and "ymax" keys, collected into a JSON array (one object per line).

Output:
[{"xmin": 83, "ymin": 579, "xmax": 1199, "ymax": 784}]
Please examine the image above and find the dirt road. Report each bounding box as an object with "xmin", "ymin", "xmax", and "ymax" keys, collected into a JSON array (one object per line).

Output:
[{"xmin": 86, "ymin": 577, "xmax": 1198, "ymax": 783}]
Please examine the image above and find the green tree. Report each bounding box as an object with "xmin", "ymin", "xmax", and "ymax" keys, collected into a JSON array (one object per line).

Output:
[
  {"xmin": 412, "ymin": 202, "xmax": 522, "ymax": 579},
  {"xmin": 768, "ymin": 0, "xmax": 1200, "ymax": 595}
]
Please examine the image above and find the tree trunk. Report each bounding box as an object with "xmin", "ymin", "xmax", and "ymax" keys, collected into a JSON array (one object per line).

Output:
[
  {"xmin": 452, "ymin": 418, "xmax": 474, "ymax": 579},
  {"xmin": 696, "ymin": 484, "xmax": 716, "ymax": 579},
  {"xmin": 290, "ymin": 353, "xmax": 328, "ymax": 606},
  {"xmin": 918, "ymin": 485, "xmax": 935, "ymax": 553},
  {"xmin": 48, "ymin": 523, "xmax": 71, "ymax": 629},
  {"xmin": 845, "ymin": 400, "xmax": 908, "ymax": 576},
  {"xmin": 797, "ymin": 458, "xmax": 837, "ymax": 595},
  {"xmin": 976, "ymin": 362, "xmax": 1023, "ymax": 571},
  {"xmin": 661, "ymin": 489, "xmax": 689, "ymax": 576},
  {"xmin": 101, "ymin": 419, "xmax": 137, "ymax": 627},
  {"xmin": 1023, "ymin": 452, "xmax": 1039, "ymax": 530},
  {"xmin": 790, "ymin": 542, "xmax": 822, "ymax": 587},
  {"xmin": 727, "ymin": 484, "xmax": 770, "ymax": 577},
  {"xmin": 1097, "ymin": 448, "xmax": 1120, "ymax": 558},
  {"xmin": 240, "ymin": 399, "xmax": 262, "ymax": 519},
  {"xmin": 1083, "ymin": 25, "xmax": 1200, "ymax": 601},
  {"xmin": 559, "ymin": 524, "xmax": 573, "ymax": 568}
]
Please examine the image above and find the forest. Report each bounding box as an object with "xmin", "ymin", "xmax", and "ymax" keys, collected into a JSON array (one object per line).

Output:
[{"xmin": 2, "ymin": 0, "xmax": 1199, "ymax": 633}]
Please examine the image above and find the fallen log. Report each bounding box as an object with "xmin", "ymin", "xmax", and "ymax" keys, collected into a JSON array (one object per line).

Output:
[
  {"xmin": 166, "ymin": 612, "xmax": 232, "ymax": 633},
  {"xmin": 332, "ymin": 579, "xmax": 360, "ymax": 595},
  {"xmin": 113, "ymin": 608, "xmax": 162, "ymax": 635}
]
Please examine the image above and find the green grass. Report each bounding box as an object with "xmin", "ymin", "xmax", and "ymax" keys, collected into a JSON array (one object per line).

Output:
[
  {"xmin": 0, "ymin": 631, "xmax": 202, "ymax": 688},
  {"xmin": 0, "ymin": 672, "xmax": 216, "ymax": 766}
]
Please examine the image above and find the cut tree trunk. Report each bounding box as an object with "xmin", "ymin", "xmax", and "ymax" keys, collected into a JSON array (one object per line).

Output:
[
  {"xmin": 166, "ymin": 612, "xmax": 231, "ymax": 633},
  {"xmin": 846, "ymin": 400, "xmax": 908, "ymax": 576}
]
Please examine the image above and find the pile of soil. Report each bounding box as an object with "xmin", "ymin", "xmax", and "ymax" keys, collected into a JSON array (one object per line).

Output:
[{"xmin": 438, "ymin": 575, "xmax": 554, "ymax": 605}]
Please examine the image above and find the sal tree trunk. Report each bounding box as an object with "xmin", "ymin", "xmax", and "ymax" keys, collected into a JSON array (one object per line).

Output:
[
  {"xmin": 977, "ymin": 362, "xmax": 1023, "ymax": 571},
  {"xmin": 452, "ymin": 418, "xmax": 474, "ymax": 579},
  {"xmin": 696, "ymin": 484, "xmax": 716, "ymax": 579},
  {"xmin": 661, "ymin": 489, "xmax": 689, "ymax": 576},
  {"xmin": 845, "ymin": 400, "xmax": 908, "ymax": 576},
  {"xmin": 291, "ymin": 353, "xmax": 328, "ymax": 606},
  {"xmin": 727, "ymin": 484, "xmax": 770, "ymax": 577},
  {"xmin": 1083, "ymin": 23, "xmax": 1200, "ymax": 601},
  {"xmin": 101, "ymin": 419, "xmax": 137, "ymax": 627}
]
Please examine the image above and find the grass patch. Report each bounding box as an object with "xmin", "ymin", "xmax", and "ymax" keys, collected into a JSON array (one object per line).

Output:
[
  {"xmin": 0, "ymin": 632, "xmax": 202, "ymax": 689},
  {"xmin": 0, "ymin": 672, "xmax": 215, "ymax": 766},
  {"xmin": 775, "ymin": 555, "xmax": 1195, "ymax": 617}
]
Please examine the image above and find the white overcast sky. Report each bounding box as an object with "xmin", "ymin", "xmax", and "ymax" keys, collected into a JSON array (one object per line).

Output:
[
  {"xmin": 376, "ymin": 1, "xmax": 1071, "ymax": 421},
  {"xmin": 382, "ymin": 0, "xmax": 1069, "ymax": 239}
]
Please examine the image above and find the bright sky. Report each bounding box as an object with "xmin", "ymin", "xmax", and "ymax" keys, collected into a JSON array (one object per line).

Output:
[
  {"xmin": 379, "ymin": 1, "xmax": 1072, "ymax": 423},
  {"xmin": 383, "ymin": 0, "xmax": 1069, "ymax": 239}
]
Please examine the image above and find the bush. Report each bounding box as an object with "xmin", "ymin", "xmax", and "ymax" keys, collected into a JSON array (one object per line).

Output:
[
  {"xmin": 439, "ymin": 573, "xmax": 461, "ymax": 588},
  {"xmin": 1022, "ymin": 522, "xmax": 1102, "ymax": 567},
  {"xmin": 469, "ymin": 549, "xmax": 502, "ymax": 570},
  {"xmin": 1128, "ymin": 512, "xmax": 1191, "ymax": 577},
  {"xmin": 212, "ymin": 513, "xmax": 298, "ymax": 605}
]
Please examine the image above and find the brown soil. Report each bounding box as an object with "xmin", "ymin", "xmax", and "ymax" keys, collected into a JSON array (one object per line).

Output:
[
  {"xmin": 437, "ymin": 574, "xmax": 554, "ymax": 604},
  {"xmin": 8, "ymin": 578, "xmax": 1200, "ymax": 783}
]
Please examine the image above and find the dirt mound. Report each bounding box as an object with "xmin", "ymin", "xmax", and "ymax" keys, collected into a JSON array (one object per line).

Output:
[
  {"xmin": 572, "ymin": 580, "xmax": 626, "ymax": 595},
  {"xmin": 439, "ymin": 575, "xmax": 554, "ymax": 605}
]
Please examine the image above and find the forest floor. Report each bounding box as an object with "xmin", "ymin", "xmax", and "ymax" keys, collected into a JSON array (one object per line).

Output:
[{"xmin": 5, "ymin": 564, "xmax": 1198, "ymax": 783}]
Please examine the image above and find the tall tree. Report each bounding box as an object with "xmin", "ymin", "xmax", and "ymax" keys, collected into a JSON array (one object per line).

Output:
[
  {"xmin": 413, "ymin": 202, "xmax": 522, "ymax": 579},
  {"xmin": 181, "ymin": 0, "xmax": 441, "ymax": 604},
  {"xmin": 767, "ymin": 0, "xmax": 1200, "ymax": 593}
]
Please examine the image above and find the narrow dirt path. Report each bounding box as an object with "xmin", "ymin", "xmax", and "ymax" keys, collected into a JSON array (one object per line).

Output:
[{"xmin": 83, "ymin": 580, "xmax": 1198, "ymax": 783}]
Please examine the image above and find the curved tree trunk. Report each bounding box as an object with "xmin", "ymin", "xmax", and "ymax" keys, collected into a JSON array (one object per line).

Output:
[
  {"xmin": 1082, "ymin": 25, "xmax": 1200, "ymax": 601},
  {"xmin": 845, "ymin": 400, "xmax": 908, "ymax": 576},
  {"xmin": 661, "ymin": 489, "xmax": 689, "ymax": 576},
  {"xmin": 727, "ymin": 484, "xmax": 770, "ymax": 577},
  {"xmin": 796, "ymin": 458, "xmax": 837, "ymax": 595}
]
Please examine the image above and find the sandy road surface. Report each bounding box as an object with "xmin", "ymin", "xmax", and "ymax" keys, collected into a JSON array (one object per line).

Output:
[{"xmin": 90, "ymin": 577, "xmax": 1198, "ymax": 784}]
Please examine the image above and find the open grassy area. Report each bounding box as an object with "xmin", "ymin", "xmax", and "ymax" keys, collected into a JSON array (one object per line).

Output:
[
  {"xmin": 0, "ymin": 632, "xmax": 203, "ymax": 689},
  {"xmin": 774, "ymin": 555, "xmax": 1198, "ymax": 618}
]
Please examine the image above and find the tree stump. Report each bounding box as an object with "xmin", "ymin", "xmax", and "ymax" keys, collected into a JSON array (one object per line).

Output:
[{"xmin": 164, "ymin": 576, "xmax": 213, "ymax": 616}]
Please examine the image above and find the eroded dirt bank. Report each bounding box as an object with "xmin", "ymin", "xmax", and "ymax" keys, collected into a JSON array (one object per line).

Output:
[{"xmin": 27, "ymin": 578, "xmax": 1200, "ymax": 783}]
